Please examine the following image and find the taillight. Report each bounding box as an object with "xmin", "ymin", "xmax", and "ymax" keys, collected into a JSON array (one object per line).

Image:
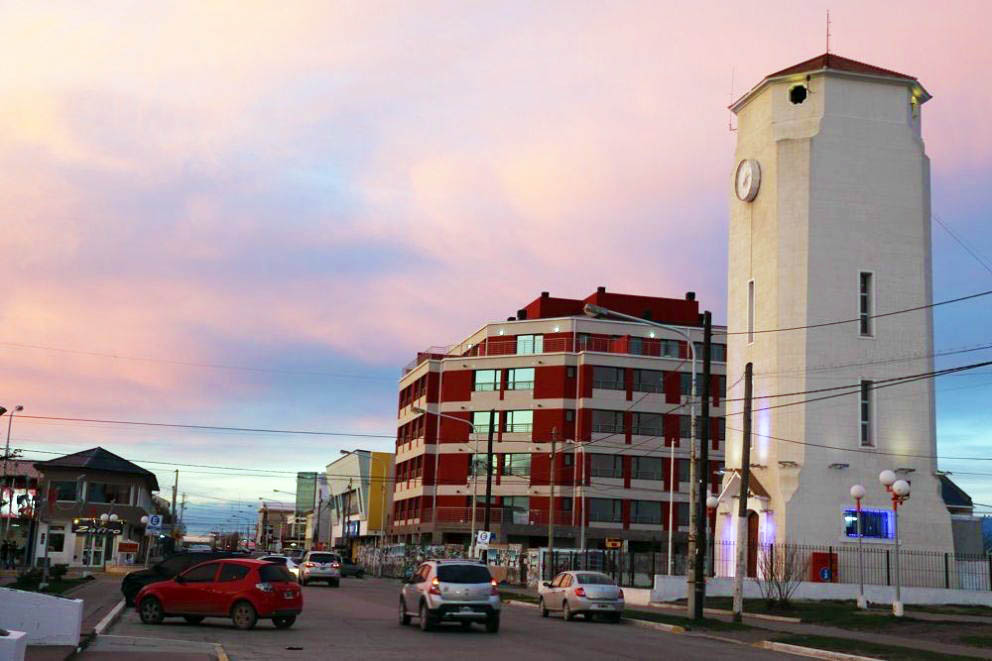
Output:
[
  {"xmin": 574, "ymin": 587, "xmax": 586, "ymax": 597},
  {"xmin": 428, "ymin": 576, "xmax": 441, "ymax": 595},
  {"xmin": 304, "ymin": 562, "xmax": 316, "ymax": 568},
  {"xmin": 331, "ymin": 562, "xmax": 341, "ymax": 569},
  {"xmin": 255, "ymin": 582, "xmax": 273, "ymax": 593},
  {"xmin": 618, "ymin": 588, "xmax": 624, "ymax": 599},
  {"xmin": 490, "ymin": 578, "xmax": 499, "ymax": 596}
]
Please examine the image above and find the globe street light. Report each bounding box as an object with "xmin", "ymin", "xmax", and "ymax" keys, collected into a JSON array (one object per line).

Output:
[
  {"xmin": 850, "ymin": 484, "xmax": 866, "ymax": 609},
  {"xmin": 879, "ymin": 470, "xmax": 910, "ymax": 617},
  {"xmin": 706, "ymin": 496, "xmax": 720, "ymax": 576}
]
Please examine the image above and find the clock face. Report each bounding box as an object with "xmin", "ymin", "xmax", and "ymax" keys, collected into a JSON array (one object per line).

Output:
[{"xmin": 735, "ymin": 159, "xmax": 761, "ymax": 202}]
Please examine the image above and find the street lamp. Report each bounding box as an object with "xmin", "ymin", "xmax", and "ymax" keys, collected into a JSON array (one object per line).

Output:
[
  {"xmin": 850, "ymin": 484, "xmax": 867, "ymax": 609},
  {"xmin": 705, "ymin": 496, "xmax": 719, "ymax": 576},
  {"xmin": 585, "ymin": 304, "xmax": 697, "ymax": 572},
  {"xmin": 879, "ymin": 470, "xmax": 910, "ymax": 617},
  {"xmin": 411, "ymin": 406, "xmax": 480, "ymax": 555}
]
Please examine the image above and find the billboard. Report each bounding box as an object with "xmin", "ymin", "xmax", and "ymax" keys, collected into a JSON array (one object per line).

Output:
[{"xmin": 296, "ymin": 472, "xmax": 317, "ymax": 514}]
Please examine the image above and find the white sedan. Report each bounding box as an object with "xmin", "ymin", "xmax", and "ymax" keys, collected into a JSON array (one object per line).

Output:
[{"xmin": 259, "ymin": 554, "xmax": 300, "ymax": 581}]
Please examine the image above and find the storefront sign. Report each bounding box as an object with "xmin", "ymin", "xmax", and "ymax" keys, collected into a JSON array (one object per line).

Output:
[
  {"xmin": 118, "ymin": 541, "xmax": 139, "ymax": 552},
  {"xmin": 71, "ymin": 518, "xmax": 124, "ymax": 535}
]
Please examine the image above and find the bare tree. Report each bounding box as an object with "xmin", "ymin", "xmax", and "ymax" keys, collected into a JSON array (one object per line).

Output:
[{"xmin": 757, "ymin": 544, "xmax": 810, "ymax": 609}]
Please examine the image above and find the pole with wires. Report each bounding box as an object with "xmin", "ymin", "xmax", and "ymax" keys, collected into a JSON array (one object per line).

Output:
[{"xmin": 733, "ymin": 362, "xmax": 753, "ymax": 622}]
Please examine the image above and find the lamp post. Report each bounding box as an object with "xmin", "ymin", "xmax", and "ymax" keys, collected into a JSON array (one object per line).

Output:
[
  {"xmin": 879, "ymin": 470, "xmax": 910, "ymax": 617},
  {"xmin": 411, "ymin": 406, "xmax": 478, "ymax": 554},
  {"xmin": 850, "ymin": 484, "xmax": 867, "ymax": 609},
  {"xmin": 140, "ymin": 515, "xmax": 152, "ymax": 567},
  {"xmin": 706, "ymin": 496, "xmax": 719, "ymax": 577},
  {"xmin": 584, "ymin": 305, "xmax": 699, "ymax": 586}
]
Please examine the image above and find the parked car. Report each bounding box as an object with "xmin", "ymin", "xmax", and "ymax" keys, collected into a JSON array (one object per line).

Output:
[
  {"xmin": 258, "ymin": 555, "xmax": 300, "ymax": 581},
  {"xmin": 538, "ymin": 571, "xmax": 624, "ymax": 622},
  {"xmin": 399, "ymin": 560, "xmax": 500, "ymax": 632},
  {"xmin": 135, "ymin": 558, "xmax": 302, "ymax": 630},
  {"xmin": 298, "ymin": 551, "xmax": 341, "ymax": 586},
  {"xmin": 121, "ymin": 550, "xmax": 246, "ymax": 606}
]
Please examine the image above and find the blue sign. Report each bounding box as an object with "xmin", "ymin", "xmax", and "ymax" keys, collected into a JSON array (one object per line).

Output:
[{"xmin": 819, "ymin": 566, "xmax": 832, "ymax": 581}]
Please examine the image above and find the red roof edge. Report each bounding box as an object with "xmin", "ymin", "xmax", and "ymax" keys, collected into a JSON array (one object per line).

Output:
[{"xmin": 767, "ymin": 52, "xmax": 917, "ymax": 81}]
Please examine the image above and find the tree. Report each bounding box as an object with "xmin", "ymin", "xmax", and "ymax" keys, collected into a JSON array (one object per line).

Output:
[{"xmin": 756, "ymin": 544, "xmax": 810, "ymax": 609}]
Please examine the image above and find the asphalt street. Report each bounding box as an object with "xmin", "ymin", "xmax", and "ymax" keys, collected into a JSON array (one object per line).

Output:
[{"xmin": 108, "ymin": 577, "xmax": 796, "ymax": 660}]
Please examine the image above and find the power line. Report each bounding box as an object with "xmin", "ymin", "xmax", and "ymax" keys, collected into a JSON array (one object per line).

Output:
[
  {"xmin": 715, "ymin": 287, "xmax": 992, "ymax": 336},
  {"xmin": 933, "ymin": 214, "xmax": 992, "ymax": 277}
]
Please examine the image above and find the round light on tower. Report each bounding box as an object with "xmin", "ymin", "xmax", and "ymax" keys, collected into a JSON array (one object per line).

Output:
[
  {"xmin": 706, "ymin": 496, "xmax": 720, "ymax": 510},
  {"xmin": 850, "ymin": 484, "xmax": 866, "ymax": 500},
  {"xmin": 892, "ymin": 480, "xmax": 911, "ymax": 497},
  {"xmin": 109, "ymin": 514, "xmax": 119, "ymax": 522},
  {"xmin": 879, "ymin": 470, "xmax": 897, "ymax": 487},
  {"xmin": 100, "ymin": 513, "xmax": 110, "ymax": 523},
  {"xmin": 141, "ymin": 515, "xmax": 149, "ymax": 525}
]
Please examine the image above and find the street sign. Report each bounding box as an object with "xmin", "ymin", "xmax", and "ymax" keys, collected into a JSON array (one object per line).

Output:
[
  {"xmin": 605, "ymin": 538, "xmax": 622, "ymax": 549},
  {"xmin": 476, "ymin": 530, "xmax": 492, "ymax": 549},
  {"xmin": 146, "ymin": 514, "xmax": 163, "ymax": 535}
]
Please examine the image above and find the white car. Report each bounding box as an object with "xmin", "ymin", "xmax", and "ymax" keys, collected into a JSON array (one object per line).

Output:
[
  {"xmin": 259, "ymin": 554, "xmax": 300, "ymax": 581},
  {"xmin": 299, "ymin": 551, "xmax": 341, "ymax": 587}
]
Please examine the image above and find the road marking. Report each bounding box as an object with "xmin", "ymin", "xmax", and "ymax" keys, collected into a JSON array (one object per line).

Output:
[{"xmin": 94, "ymin": 599, "xmax": 126, "ymax": 635}]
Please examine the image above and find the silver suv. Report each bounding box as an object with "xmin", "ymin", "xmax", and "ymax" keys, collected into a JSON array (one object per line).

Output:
[
  {"xmin": 398, "ymin": 560, "xmax": 501, "ymax": 632},
  {"xmin": 299, "ymin": 551, "xmax": 341, "ymax": 587}
]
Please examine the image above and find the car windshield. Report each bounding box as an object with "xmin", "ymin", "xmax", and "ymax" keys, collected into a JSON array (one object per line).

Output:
[
  {"xmin": 308, "ymin": 553, "xmax": 338, "ymax": 563},
  {"xmin": 259, "ymin": 565, "xmax": 294, "ymax": 582},
  {"xmin": 437, "ymin": 565, "xmax": 492, "ymax": 584},
  {"xmin": 576, "ymin": 573, "xmax": 615, "ymax": 585},
  {"xmin": 263, "ymin": 557, "xmax": 287, "ymax": 565}
]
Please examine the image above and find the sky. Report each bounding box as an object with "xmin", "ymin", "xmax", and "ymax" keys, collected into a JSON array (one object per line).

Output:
[{"xmin": 1, "ymin": 1, "xmax": 991, "ymax": 533}]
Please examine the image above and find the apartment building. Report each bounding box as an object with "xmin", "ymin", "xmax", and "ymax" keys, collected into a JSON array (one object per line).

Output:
[{"xmin": 390, "ymin": 287, "xmax": 727, "ymax": 552}]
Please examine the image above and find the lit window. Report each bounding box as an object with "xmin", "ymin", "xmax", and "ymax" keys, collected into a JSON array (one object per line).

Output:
[
  {"xmin": 844, "ymin": 508, "xmax": 892, "ymax": 539},
  {"xmin": 473, "ymin": 369, "xmax": 501, "ymax": 392},
  {"xmin": 503, "ymin": 410, "xmax": 533, "ymax": 433},
  {"xmin": 516, "ymin": 335, "xmax": 544, "ymax": 355},
  {"xmin": 506, "ymin": 367, "xmax": 534, "ymax": 390},
  {"xmin": 472, "ymin": 411, "xmax": 495, "ymax": 433}
]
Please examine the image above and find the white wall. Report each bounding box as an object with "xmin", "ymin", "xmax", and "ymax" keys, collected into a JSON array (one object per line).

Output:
[
  {"xmin": 653, "ymin": 575, "xmax": 992, "ymax": 607},
  {"xmin": 0, "ymin": 588, "xmax": 83, "ymax": 645}
]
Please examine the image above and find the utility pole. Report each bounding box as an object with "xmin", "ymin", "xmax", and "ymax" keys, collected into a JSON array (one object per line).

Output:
[
  {"xmin": 686, "ymin": 331, "xmax": 700, "ymax": 616},
  {"xmin": 733, "ymin": 362, "xmax": 753, "ymax": 622},
  {"xmin": 547, "ymin": 427, "xmax": 558, "ymax": 580},
  {"xmin": 690, "ymin": 311, "xmax": 713, "ymax": 620},
  {"xmin": 170, "ymin": 470, "xmax": 178, "ymax": 525},
  {"xmin": 481, "ymin": 409, "xmax": 495, "ymax": 563},
  {"xmin": 179, "ymin": 493, "xmax": 186, "ymax": 525}
]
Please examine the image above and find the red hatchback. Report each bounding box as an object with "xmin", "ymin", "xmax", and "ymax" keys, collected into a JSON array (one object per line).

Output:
[{"xmin": 136, "ymin": 558, "xmax": 302, "ymax": 630}]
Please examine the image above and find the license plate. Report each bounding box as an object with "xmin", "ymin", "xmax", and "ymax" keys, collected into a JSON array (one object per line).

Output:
[
  {"xmin": 284, "ymin": 592, "xmax": 295, "ymax": 599},
  {"xmin": 593, "ymin": 604, "xmax": 609, "ymax": 609},
  {"xmin": 460, "ymin": 606, "xmax": 473, "ymax": 612}
]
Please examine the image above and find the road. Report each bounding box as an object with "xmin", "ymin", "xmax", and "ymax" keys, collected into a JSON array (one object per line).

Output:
[{"xmin": 107, "ymin": 577, "xmax": 794, "ymax": 660}]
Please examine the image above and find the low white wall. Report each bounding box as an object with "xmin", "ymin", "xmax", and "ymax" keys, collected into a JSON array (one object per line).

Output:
[
  {"xmin": 652, "ymin": 575, "xmax": 992, "ymax": 607},
  {"xmin": 0, "ymin": 588, "xmax": 83, "ymax": 645},
  {"xmin": 0, "ymin": 630, "xmax": 28, "ymax": 661},
  {"xmin": 622, "ymin": 587, "xmax": 652, "ymax": 607}
]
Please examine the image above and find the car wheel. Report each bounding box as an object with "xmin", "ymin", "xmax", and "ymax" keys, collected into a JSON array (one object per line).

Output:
[
  {"xmin": 138, "ymin": 597, "xmax": 164, "ymax": 625},
  {"xmin": 231, "ymin": 601, "xmax": 258, "ymax": 631},
  {"xmin": 563, "ymin": 602, "xmax": 574, "ymax": 622},
  {"xmin": 183, "ymin": 616, "xmax": 205, "ymax": 625},
  {"xmin": 610, "ymin": 613, "xmax": 622, "ymax": 624},
  {"xmin": 273, "ymin": 616, "xmax": 296, "ymax": 629},
  {"xmin": 419, "ymin": 602, "xmax": 434, "ymax": 631},
  {"xmin": 399, "ymin": 598, "xmax": 411, "ymax": 626},
  {"xmin": 539, "ymin": 598, "xmax": 549, "ymax": 618},
  {"xmin": 330, "ymin": 578, "xmax": 340, "ymax": 588},
  {"xmin": 485, "ymin": 616, "xmax": 500, "ymax": 633}
]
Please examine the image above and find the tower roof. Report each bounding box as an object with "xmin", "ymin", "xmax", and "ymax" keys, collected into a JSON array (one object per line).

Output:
[{"xmin": 731, "ymin": 52, "xmax": 929, "ymax": 113}]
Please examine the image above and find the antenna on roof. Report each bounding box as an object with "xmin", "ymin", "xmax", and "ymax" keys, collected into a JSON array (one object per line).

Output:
[
  {"xmin": 826, "ymin": 10, "xmax": 832, "ymax": 54},
  {"xmin": 728, "ymin": 67, "xmax": 737, "ymax": 132}
]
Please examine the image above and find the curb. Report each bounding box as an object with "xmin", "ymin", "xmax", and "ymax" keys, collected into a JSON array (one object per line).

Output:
[
  {"xmin": 626, "ymin": 618, "xmax": 686, "ymax": 634},
  {"xmin": 650, "ymin": 603, "xmax": 801, "ymax": 624},
  {"xmin": 214, "ymin": 642, "xmax": 230, "ymax": 661},
  {"xmin": 504, "ymin": 600, "xmax": 538, "ymax": 609},
  {"xmin": 94, "ymin": 599, "xmax": 127, "ymax": 635},
  {"xmin": 756, "ymin": 640, "xmax": 881, "ymax": 661}
]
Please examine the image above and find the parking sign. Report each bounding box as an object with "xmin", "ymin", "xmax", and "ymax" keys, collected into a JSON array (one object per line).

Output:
[
  {"xmin": 146, "ymin": 514, "xmax": 163, "ymax": 535},
  {"xmin": 476, "ymin": 530, "xmax": 491, "ymax": 549}
]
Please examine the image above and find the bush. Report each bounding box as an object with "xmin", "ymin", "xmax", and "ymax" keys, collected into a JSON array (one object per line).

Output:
[{"xmin": 50, "ymin": 564, "xmax": 69, "ymax": 580}]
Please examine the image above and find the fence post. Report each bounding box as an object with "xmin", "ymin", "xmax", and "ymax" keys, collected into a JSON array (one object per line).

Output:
[
  {"xmin": 944, "ymin": 553, "xmax": 950, "ymax": 590},
  {"xmin": 886, "ymin": 550, "xmax": 891, "ymax": 586}
]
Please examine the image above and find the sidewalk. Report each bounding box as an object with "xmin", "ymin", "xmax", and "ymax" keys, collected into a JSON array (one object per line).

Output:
[{"xmin": 24, "ymin": 574, "xmax": 124, "ymax": 661}]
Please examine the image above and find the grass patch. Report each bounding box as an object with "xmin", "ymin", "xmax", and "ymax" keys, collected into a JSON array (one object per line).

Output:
[
  {"xmin": 622, "ymin": 608, "xmax": 750, "ymax": 632},
  {"xmin": 909, "ymin": 604, "xmax": 992, "ymax": 617},
  {"xmin": 774, "ymin": 634, "xmax": 977, "ymax": 661},
  {"xmin": 960, "ymin": 635, "xmax": 992, "ymax": 648},
  {"xmin": 10, "ymin": 576, "xmax": 92, "ymax": 595},
  {"xmin": 500, "ymin": 590, "xmax": 539, "ymax": 604}
]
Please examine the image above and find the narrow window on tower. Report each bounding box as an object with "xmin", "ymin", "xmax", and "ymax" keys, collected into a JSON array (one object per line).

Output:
[
  {"xmin": 747, "ymin": 280, "xmax": 755, "ymax": 344},
  {"xmin": 860, "ymin": 380, "xmax": 873, "ymax": 447},
  {"xmin": 859, "ymin": 272, "xmax": 874, "ymax": 337}
]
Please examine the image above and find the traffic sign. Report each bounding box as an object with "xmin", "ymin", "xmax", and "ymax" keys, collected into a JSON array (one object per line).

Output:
[
  {"xmin": 476, "ymin": 530, "xmax": 492, "ymax": 549},
  {"xmin": 146, "ymin": 514, "xmax": 163, "ymax": 535},
  {"xmin": 605, "ymin": 538, "xmax": 622, "ymax": 549}
]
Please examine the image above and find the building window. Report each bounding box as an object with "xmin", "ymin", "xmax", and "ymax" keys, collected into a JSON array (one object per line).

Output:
[
  {"xmin": 472, "ymin": 411, "xmax": 495, "ymax": 433},
  {"xmin": 679, "ymin": 415, "xmax": 691, "ymax": 439},
  {"xmin": 844, "ymin": 508, "xmax": 893, "ymax": 539},
  {"xmin": 860, "ymin": 272, "xmax": 873, "ymax": 337},
  {"xmin": 474, "ymin": 369, "xmax": 501, "ymax": 392},
  {"xmin": 516, "ymin": 334, "xmax": 544, "ymax": 355},
  {"xmin": 680, "ymin": 372, "xmax": 693, "ymax": 396},
  {"xmin": 860, "ymin": 381, "xmax": 873, "ymax": 447},
  {"xmin": 506, "ymin": 367, "xmax": 535, "ymax": 390},
  {"xmin": 632, "ymin": 412, "xmax": 662, "ymax": 436},
  {"xmin": 563, "ymin": 453, "xmax": 574, "ymax": 467},
  {"xmin": 51, "ymin": 481, "xmax": 77, "ymax": 502},
  {"xmin": 592, "ymin": 366, "xmax": 625, "ymax": 390},
  {"xmin": 633, "ymin": 369, "xmax": 664, "ymax": 393},
  {"xmin": 632, "ymin": 457, "xmax": 662, "ymax": 481},
  {"xmin": 747, "ymin": 280, "xmax": 755, "ymax": 344},
  {"xmin": 677, "ymin": 502, "xmax": 690, "ymax": 527},
  {"xmin": 629, "ymin": 337, "xmax": 644, "ymax": 355},
  {"xmin": 591, "ymin": 410, "xmax": 624, "ymax": 434},
  {"xmin": 562, "ymin": 497, "xmax": 572, "ymax": 511},
  {"xmin": 565, "ymin": 409, "xmax": 575, "ymax": 422},
  {"xmin": 504, "ymin": 410, "xmax": 533, "ymax": 433},
  {"xmin": 503, "ymin": 453, "xmax": 531, "ymax": 477},
  {"xmin": 677, "ymin": 458, "xmax": 690, "ymax": 482},
  {"xmin": 87, "ymin": 482, "xmax": 130, "ymax": 504},
  {"xmin": 717, "ymin": 418, "xmax": 726, "ymax": 441},
  {"xmin": 47, "ymin": 525, "xmax": 65, "ymax": 552},
  {"xmin": 718, "ymin": 375, "xmax": 727, "ymax": 398},
  {"xmin": 567, "ymin": 366, "xmax": 576, "ymax": 378},
  {"xmin": 589, "ymin": 454, "xmax": 623, "ymax": 479},
  {"xmin": 661, "ymin": 340, "xmax": 680, "ymax": 357},
  {"xmin": 588, "ymin": 498, "xmax": 622, "ymax": 522},
  {"xmin": 631, "ymin": 500, "xmax": 662, "ymax": 524}
]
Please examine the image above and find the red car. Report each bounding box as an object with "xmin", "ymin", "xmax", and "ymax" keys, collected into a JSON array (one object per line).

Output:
[{"xmin": 136, "ymin": 558, "xmax": 302, "ymax": 630}]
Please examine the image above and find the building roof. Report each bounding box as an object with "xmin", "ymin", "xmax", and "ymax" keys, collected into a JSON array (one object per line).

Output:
[
  {"xmin": 939, "ymin": 474, "xmax": 973, "ymax": 512},
  {"xmin": 1, "ymin": 458, "xmax": 42, "ymax": 481},
  {"xmin": 519, "ymin": 287, "xmax": 701, "ymax": 327},
  {"xmin": 34, "ymin": 447, "xmax": 159, "ymax": 491}
]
